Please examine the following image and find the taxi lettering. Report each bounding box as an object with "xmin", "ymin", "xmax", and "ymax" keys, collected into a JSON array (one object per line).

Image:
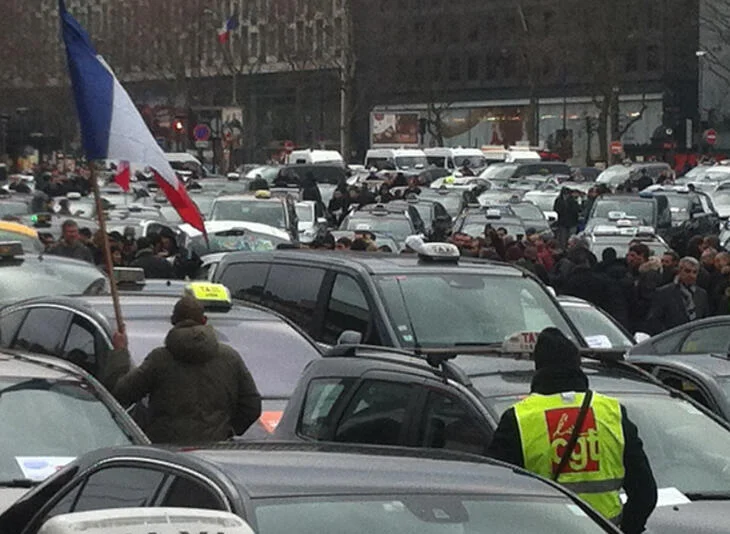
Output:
[{"xmin": 545, "ymin": 407, "xmax": 600, "ymax": 474}]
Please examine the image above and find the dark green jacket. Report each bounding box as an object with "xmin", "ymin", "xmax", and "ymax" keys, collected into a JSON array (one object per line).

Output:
[{"xmin": 103, "ymin": 320, "xmax": 261, "ymax": 444}]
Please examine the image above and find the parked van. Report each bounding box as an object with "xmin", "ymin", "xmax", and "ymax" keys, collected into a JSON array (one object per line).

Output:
[
  {"xmin": 364, "ymin": 148, "xmax": 428, "ymax": 172},
  {"xmin": 480, "ymin": 145, "xmax": 541, "ymax": 164},
  {"xmin": 287, "ymin": 148, "xmax": 345, "ymax": 167},
  {"xmin": 424, "ymin": 147, "xmax": 488, "ymax": 172},
  {"xmin": 165, "ymin": 152, "xmax": 205, "ymax": 177}
]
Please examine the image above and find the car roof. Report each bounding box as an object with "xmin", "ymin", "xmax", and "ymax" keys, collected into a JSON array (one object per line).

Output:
[
  {"xmin": 630, "ymin": 353, "xmax": 730, "ymax": 379},
  {"xmin": 216, "ymin": 249, "xmax": 524, "ymax": 277},
  {"xmin": 0, "ymin": 349, "xmax": 89, "ymax": 381},
  {"xmin": 213, "ymin": 194, "xmax": 286, "ymax": 203},
  {"xmin": 189, "ymin": 442, "xmax": 568, "ymax": 499},
  {"xmin": 629, "ymin": 316, "xmax": 730, "ymax": 354}
]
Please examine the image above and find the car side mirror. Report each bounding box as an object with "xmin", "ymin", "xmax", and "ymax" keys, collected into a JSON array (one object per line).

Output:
[
  {"xmin": 337, "ymin": 330, "xmax": 363, "ymax": 345},
  {"xmin": 634, "ymin": 332, "xmax": 651, "ymax": 344}
]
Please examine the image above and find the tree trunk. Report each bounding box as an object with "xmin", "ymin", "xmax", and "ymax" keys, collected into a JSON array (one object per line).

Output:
[{"xmin": 339, "ymin": 69, "xmax": 350, "ymax": 162}]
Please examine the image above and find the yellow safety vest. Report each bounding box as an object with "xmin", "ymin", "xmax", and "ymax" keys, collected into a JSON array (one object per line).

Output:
[{"xmin": 514, "ymin": 391, "xmax": 625, "ymax": 522}]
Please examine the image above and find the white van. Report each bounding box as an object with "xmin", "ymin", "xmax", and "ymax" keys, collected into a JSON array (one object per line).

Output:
[
  {"xmin": 165, "ymin": 152, "xmax": 205, "ymax": 176},
  {"xmin": 364, "ymin": 148, "xmax": 428, "ymax": 172},
  {"xmin": 481, "ymin": 145, "xmax": 541, "ymax": 164},
  {"xmin": 288, "ymin": 149, "xmax": 345, "ymax": 167},
  {"xmin": 39, "ymin": 508, "xmax": 254, "ymax": 534},
  {"xmin": 424, "ymin": 147, "xmax": 488, "ymax": 172}
]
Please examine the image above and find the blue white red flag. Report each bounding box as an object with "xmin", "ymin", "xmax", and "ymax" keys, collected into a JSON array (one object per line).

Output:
[
  {"xmin": 58, "ymin": 0, "xmax": 205, "ymax": 232},
  {"xmin": 217, "ymin": 15, "xmax": 239, "ymax": 44}
]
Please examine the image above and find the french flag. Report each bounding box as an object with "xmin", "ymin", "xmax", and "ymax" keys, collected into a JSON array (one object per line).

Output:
[
  {"xmin": 217, "ymin": 15, "xmax": 239, "ymax": 44},
  {"xmin": 59, "ymin": 0, "xmax": 205, "ymax": 232},
  {"xmin": 114, "ymin": 160, "xmax": 130, "ymax": 192}
]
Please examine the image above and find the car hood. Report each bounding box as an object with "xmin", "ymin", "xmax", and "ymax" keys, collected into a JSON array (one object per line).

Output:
[
  {"xmin": 0, "ymin": 488, "xmax": 30, "ymax": 514},
  {"xmin": 647, "ymin": 500, "xmax": 730, "ymax": 534}
]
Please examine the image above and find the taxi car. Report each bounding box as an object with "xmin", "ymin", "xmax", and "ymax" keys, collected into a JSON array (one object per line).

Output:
[
  {"xmin": 340, "ymin": 202, "xmax": 425, "ymax": 247},
  {"xmin": 0, "ymin": 242, "xmax": 106, "ymax": 305},
  {"xmin": 0, "ymin": 350, "xmax": 147, "ymax": 512},
  {"xmin": 274, "ymin": 344, "xmax": 730, "ymax": 533},
  {"xmin": 208, "ymin": 192, "xmax": 299, "ymax": 242},
  {"xmin": 585, "ymin": 221, "xmax": 670, "ymax": 258},
  {"xmin": 453, "ymin": 206, "xmax": 527, "ymax": 238},
  {"xmin": 585, "ymin": 194, "xmax": 671, "ymax": 235},
  {"xmin": 0, "ymin": 221, "xmax": 41, "ymax": 253},
  {"xmin": 0, "ymin": 284, "xmax": 322, "ymax": 437},
  {"xmin": 0, "ymin": 443, "xmax": 620, "ymax": 534},
  {"xmin": 418, "ymin": 186, "xmax": 468, "ymax": 218},
  {"xmin": 211, "ymin": 241, "xmax": 584, "ymax": 349}
]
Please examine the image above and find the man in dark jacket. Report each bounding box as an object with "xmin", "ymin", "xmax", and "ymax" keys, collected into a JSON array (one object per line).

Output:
[
  {"xmin": 130, "ymin": 236, "xmax": 175, "ymax": 279},
  {"xmin": 553, "ymin": 187, "xmax": 580, "ymax": 249},
  {"xmin": 104, "ymin": 295, "xmax": 262, "ymax": 444},
  {"xmin": 626, "ymin": 244, "xmax": 662, "ymax": 333},
  {"xmin": 46, "ymin": 219, "xmax": 94, "ymax": 263},
  {"xmin": 645, "ymin": 257, "xmax": 710, "ymax": 334},
  {"xmin": 487, "ymin": 328, "xmax": 657, "ymax": 533}
]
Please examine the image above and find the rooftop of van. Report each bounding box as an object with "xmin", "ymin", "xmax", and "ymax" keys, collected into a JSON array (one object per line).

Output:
[{"xmin": 366, "ymin": 148, "xmax": 427, "ymax": 156}]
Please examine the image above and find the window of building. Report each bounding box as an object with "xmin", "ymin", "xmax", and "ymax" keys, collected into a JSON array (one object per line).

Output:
[
  {"xmin": 448, "ymin": 57, "xmax": 461, "ymax": 81},
  {"xmin": 484, "ymin": 55, "xmax": 497, "ymax": 80},
  {"xmin": 647, "ymin": 45, "xmax": 659, "ymax": 71},
  {"xmin": 431, "ymin": 57, "xmax": 442, "ymax": 81},
  {"xmin": 625, "ymin": 47, "xmax": 638, "ymax": 72},
  {"xmin": 467, "ymin": 56, "xmax": 479, "ymax": 81}
]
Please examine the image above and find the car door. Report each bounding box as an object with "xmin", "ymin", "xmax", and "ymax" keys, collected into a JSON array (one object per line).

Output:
[
  {"xmin": 60, "ymin": 313, "xmax": 109, "ymax": 375},
  {"xmin": 11, "ymin": 306, "xmax": 74, "ymax": 356},
  {"xmin": 319, "ymin": 271, "xmax": 380, "ymax": 345}
]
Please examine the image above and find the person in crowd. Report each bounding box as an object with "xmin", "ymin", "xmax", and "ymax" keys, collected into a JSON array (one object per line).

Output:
[
  {"xmin": 248, "ymin": 174, "xmax": 269, "ymax": 192},
  {"xmin": 335, "ymin": 236, "xmax": 352, "ymax": 250},
  {"xmin": 57, "ymin": 198, "xmax": 72, "ymax": 216},
  {"xmin": 645, "ymin": 257, "xmax": 710, "ymax": 334},
  {"xmin": 519, "ymin": 246, "xmax": 550, "ymax": 284},
  {"xmin": 130, "ymin": 236, "xmax": 175, "ymax": 279},
  {"xmin": 460, "ymin": 159, "xmax": 475, "ymax": 177},
  {"xmin": 377, "ymin": 183, "xmax": 395, "ymax": 203},
  {"xmin": 553, "ymin": 187, "xmax": 580, "ymax": 249},
  {"xmin": 103, "ymin": 295, "xmax": 262, "ymax": 444},
  {"xmin": 660, "ymin": 250, "xmax": 680, "ymax": 285},
  {"xmin": 711, "ymin": 252, "xmax": 730, "ymax": 315},
  {"xmin": 404, "ymin": 176, "xmax": 422, "ymax": 196},
  {"xmin": 46, "ymin": 219, "xmax": 94, "ymax": 263},
  {"xmin": 488, "ymin": 328, "xmax": 657, "ymax": 532},
  {"xmin": 625, "ymin": 243, "xmax": 662, "ymax": 333},
  {"xmin": 301, "ymin": 171, "xmax": 323, "ymax": 204},
  {"xmin": 350, "ymin": 238, "xmax": 374, "ymax": 251}
]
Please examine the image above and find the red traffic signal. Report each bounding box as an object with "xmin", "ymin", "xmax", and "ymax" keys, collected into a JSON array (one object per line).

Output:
[{"xmin": 172, "ymin": 119, "xmax": 185, "ymax": 133}]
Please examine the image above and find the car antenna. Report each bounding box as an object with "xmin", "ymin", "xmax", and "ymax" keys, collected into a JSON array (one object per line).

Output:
[{"xmin": 394, "ymin": 277, "xmax": 422, "ymax": 356}]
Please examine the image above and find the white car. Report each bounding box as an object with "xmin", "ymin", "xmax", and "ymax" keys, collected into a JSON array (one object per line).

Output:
[{"xmin": 296, "ymin": 200, "xmax": 328, "ymax": 244}]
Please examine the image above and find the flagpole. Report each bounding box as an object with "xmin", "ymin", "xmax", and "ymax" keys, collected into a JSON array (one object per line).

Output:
[{"xmin": 90, "ymin": 161, "xmax": 125, "ymax": 333}]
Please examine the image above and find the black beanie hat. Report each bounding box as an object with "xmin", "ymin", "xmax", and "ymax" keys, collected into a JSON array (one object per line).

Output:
[
  {"xmin": 171, "ymin": 295, "xmax": 206, "ymax": 325},
  {"xmin": 533, "ymin": 327, "xmax": 581, "ymax": 371}
]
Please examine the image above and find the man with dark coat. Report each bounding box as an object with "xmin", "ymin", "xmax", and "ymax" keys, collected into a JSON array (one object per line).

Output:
[
  {"xmin": 645, "ymin": 257, "xmax": 710, "ymax": 334},
  {"xmin": 487, "ymin": 328, "xmax": 657, "ymax": 533},
  {"xmin": 130, "ymin": 236, "xmax": 175, "ymax": 279},
  {"xmin": 46, "ymin": 219, "xmax": 94, "ymax": 263},
  {"xmin": 553, "ymin": 187, "xmax": 580, "ymax": 249},
  {"xmin": 625, "ymin": 244, "xmax": 662, "ymax": 333},
  {"xmin": 301, "ymin": 171, "xmax": 323, "ymax": 204},
  {"xmin": 103, "ymin": 295, "xmax": 262, "ymax": 444}
]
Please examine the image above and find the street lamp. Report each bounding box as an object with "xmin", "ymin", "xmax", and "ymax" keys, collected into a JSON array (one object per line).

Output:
[{"xmin": 696, "ymin": 50, "xmax": 708, "ymax": 134}]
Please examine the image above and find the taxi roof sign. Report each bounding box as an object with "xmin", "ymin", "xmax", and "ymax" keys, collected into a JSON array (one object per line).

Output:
[
  {"xmin": 502, "ymin": 330, "xmax": 539, "ymax": 357},
  {"xmin": 113, "ymin": 267, "xmax": 145, "ymax": 286},
  {"xmin": 253, "ymin": 190, "xmax": 272, "ymax": 199},
  {"xmin": 0, "ymin": 241, "xmax": 23, "ymax": 259},
  {"xmin": 185, "ymin": 282, "xmax": 232, "ymax": 311}
]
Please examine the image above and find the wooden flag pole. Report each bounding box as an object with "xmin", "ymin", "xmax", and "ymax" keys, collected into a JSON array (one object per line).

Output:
[{"xmin": 90, "ymin": 162, "xmax": 125, "ymax": 333}]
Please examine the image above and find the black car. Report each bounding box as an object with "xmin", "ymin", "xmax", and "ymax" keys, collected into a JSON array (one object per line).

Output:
[
  {"xmin": 0, "ymin": 350, "xmax": 148, "ymax": 511},
  {"xmin": 584, "ymin": 194, "xmax": 671, "ymax": 234},
  {"xmin": 647, "ymin": 188, "xmax": 719, "ymax": 228},
  {"xmin": 0, "ymin": 293, "xmax": 322, "ymax": 437},
  {"xmin": 454, "ymin": 206, "xmax": 526, "ymax": 238},
  {"xmin": 274, "ymin": 345, "xmax": 730, "ymax": 533},
  {"xmin": 627, "ymin": 316, "xmax": 730, "ymax": 357},
  {"xmin": 400, "ymin": 196, "xmax": 451, "ymax": 230},
  {"xmin": 340, "ymin": 202, "xmax": 425, "ymax": 245},
  {"xmin": 418, "ymin": 187, "xmax": 468, "ymax": 218},
  {"xmin": 0, "ymin": 443, "xmax": 620, "ymax": 534},
  {"xmin": 0, "ymin": 242, "xmax": 106, "ymax": 305},
  {"xmin": 211, "ymin": 245, "xmax": 582, "ymax": 349},
  {"xmin": 628, "ymin": 353, "xmax": 730, "ymax": 421}
]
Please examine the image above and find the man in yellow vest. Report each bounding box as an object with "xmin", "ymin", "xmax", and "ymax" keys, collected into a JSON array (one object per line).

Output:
[{"xmin": 488, "ymin": 328, "xmax": 657, "ymax": 533}]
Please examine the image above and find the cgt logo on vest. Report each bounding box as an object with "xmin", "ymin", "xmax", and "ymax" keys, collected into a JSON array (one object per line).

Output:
[{"xmin": 545, "ymin": 407, "xmax": 600, "ymax": 474}]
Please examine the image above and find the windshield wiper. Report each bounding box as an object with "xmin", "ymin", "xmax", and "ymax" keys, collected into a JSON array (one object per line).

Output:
[
  {"xmin": 685, "ymin": 492, "xmax": 730, "ymax": 501},
  {"xmin": 0, "ymin": 479, "xmax": 39, "ymax": 488}
]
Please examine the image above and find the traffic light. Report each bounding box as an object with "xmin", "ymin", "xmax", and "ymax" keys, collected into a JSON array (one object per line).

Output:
[{"xmin": 172, "ymin": 119, "xmax": 184, "ymax": 133}]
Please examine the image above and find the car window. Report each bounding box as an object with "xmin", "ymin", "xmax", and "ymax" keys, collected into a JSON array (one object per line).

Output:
[
  {"xmin": 334, "ymin": 380, "xmax": 414, "ymax": 446},
  {"xmin": 680, "ymin": 325, "xmax": 730, "ymax": 354},
  {"xmin": 42, "ymin": 483, "xmax": 83, "ymax": 523},
  {"xmin": 650, "ymin": 330, "xmax": 685, "ymax": 354},
  {"xmin": 218, "ymin": 262, "xmax": 270, "ymax": 303},
  {"xmin": 159, "ymin": 475, "xmax": 226, "ymax": 510},
  {"xmin": 13, "ymin": 307, "xmax": 73, "ymax": 355},
  {"xmin": 656, "ymin": 370, "xmax": 713, "ymax": 410},
  {"xmin": 0, "ymin": 309, "xmax": 27, "ymax": 347},
  {"xmin": 73, "ymin": 466, "xmax": 165, "ymax": 512},
  {"xmin": 299, "ymin": 378, "xmax": 354, "ymax": 439},
  {"xmin": 418, "ymin": 390, "xmax": 489, "ymax": 455},
  {"xmin": 322, "ymin": 274, "xmax": 372, "ymax": 345},
  {"xmin": 263, "ymin": 265, "xmax": 325, "ymax": 331},
  {"xmin": 62, "ymin": 315, "xmax": 102, "ymax": 374}
]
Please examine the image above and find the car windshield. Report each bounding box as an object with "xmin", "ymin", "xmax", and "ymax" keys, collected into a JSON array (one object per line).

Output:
[
  {"xmin": 246, "ymin": 166, "xmax": 281, "ymax": 184},
  {"xmin": 0, "ymin": 202, "xmax": 29, "ymax": 218},
  {"xmin": 344, "ymin": 217, "xmax": 413, "ymax": 241},
  {"xmin": 412, "ymin": 203, "xmax": 433, "ymax": 224},
  {"xmin": 395, "ymin": 156, "xmax": 427, "ymax": 170},
  {"xmin": 712, "ymin": 191, "xmax": 730, "ymax": 208},
  {"xmin": 561, "ymin": 303, "xmax": 633, "ymax": 349},
  {"xmin": 0, "ymin": 262, "xmax": 105, "ymax": 304},
  {"xmin": 252, "ymin": 494, "xmax": 609, "ymax": 534},
  {"xmin": 296, "ymin": 203, "xmax": 314, "ymax": 222},
  {"xmin": 525, "ymin": 194, "xmax": 558, "ymax": 213},
  {"xmin": 484, "ymin": 392, "xmax": 730, "ymax": 496},
  {"xmin": 591, "ymin": 200, "xmax": 655, "ymax": 225},
  {"xmin": 188, "ymin": 230, "xmax": 287, "ymax": 256},
  {"xmin": 0, "ymin": 230, "xmax": 41, "ymax": 253},
  {"xmin": 121, "ymin": 317, "xmax": 320, "ymax": 398},
  {"xmin": 454, "ymin": 155, "xmax": 488, "ymax": 168},
  {"xmin": 463, "ymin": 222, "xmax": 525, "ymax": 238},
  {"xmin": 515, "ymin": 164, "xmax": 570, "ymax": 177},
  {"xmin": 190, "ymin": 195, "xmax": 217, "ymax": 217},
  {"xmin": 211, "ymin": 199, "xmax": 286, "ymax": 229},
  {"xmin": 421, "ymin": 192, "xmax": 462, "ymax": 217},
  {"xmin": 596, "ymin": 166, "xmax": 631, "ymax": 184},
  {"xmin": 510, "ymin": 204, "xmax": 544, "ymax": 221},
  {"xmin": 376, "ymin": 274, "xmax": 575, "ymax": 347},
  {"xmin": 0, "ymin": 377, "xmax": 132, "ymax": 481},
  {"xmin": 480, "ymin": 164, "xmax": 518, "ymax": 181}
]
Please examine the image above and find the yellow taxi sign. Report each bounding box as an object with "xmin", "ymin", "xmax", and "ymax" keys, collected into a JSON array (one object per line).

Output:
[
  {"xmin": 185, "ymin": 282, "xmax": 232, "ymax": 310},
  {"xmin": 254, "ymin": 190, "xmax": 272, "ymax": 199}
]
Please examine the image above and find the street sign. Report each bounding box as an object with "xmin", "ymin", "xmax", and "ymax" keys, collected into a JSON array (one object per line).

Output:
[
  {"xmin": 195, "ymin": 140, "xmax": 211, "ymax": 149},
  {"xmin": 704, "ymin": 128, "xmax": 718, "ymax": 146},
  {"xmin": 610, "ymin": 141, "xmax": 623, "ymax": 155},
  {"xmin": 193, "ymin": 123, "xmax": 211, "ymax": 142},
  {"xmin": 284, "ymin": 140, "xmax": 295, "ymax": 153}
]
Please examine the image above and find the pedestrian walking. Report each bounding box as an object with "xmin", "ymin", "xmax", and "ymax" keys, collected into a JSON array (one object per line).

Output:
[
  {"xmin": 488, "ymin": 328, "xmax": 657, "ymax": 532},
  {"xmin": 46, "ymin": 219, "xmax": 94, "ymax": 263},
  {"xmin": 103, "ymin": 295, "xmax": 262, "ymax": 444},
  {"xmin": 553, "ymin": 187, "xmax": 580, "ymax": 249}
]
